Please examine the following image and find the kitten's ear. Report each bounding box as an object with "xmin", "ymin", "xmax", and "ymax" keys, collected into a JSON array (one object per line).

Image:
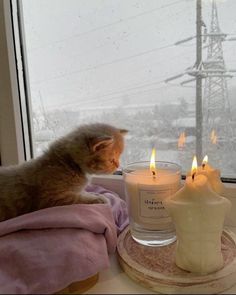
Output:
[
  {"xmin": 91, "ymin": 136, "xmax": 114, "ymax": 152},
  {"xmin": 119, "ymin": 129, "xmax": 128, "ymax": 135}
]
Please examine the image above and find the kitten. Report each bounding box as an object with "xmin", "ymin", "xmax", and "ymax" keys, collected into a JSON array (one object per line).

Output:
[{"xmin": 0, "ymin": 123, "xmax": 128, "ymax": 222}]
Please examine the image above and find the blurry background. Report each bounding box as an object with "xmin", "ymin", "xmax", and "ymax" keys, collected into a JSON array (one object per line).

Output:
[{"xmin": 19, "ymin": 0, "xmax": 236, "ymax": 176}]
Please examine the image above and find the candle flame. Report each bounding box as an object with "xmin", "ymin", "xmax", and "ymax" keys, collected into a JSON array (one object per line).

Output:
[
  {"xmin": 202, "ymin": 155, "xmax": 208, "ymax": 164},
  {"xmin": 202, "ymin": 155, "xmax": 208, "ymax": 169},
  {"xmin": 178, "ymin": 132, "xmax": 185, "ymax": 149},
  {"xmin": 191, "ymin": 155, "xmax": 198, "ymax": 180},
  {"xmin": 150, "ymin": 147, "xmax": 156, "ymax": 175},
  {"xmin": 210, "ymin": 129, "xmax": 217, "ymax": 144}
]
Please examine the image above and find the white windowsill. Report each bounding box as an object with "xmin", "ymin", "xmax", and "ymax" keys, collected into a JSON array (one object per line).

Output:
[
  {"xmin": 91, "ymin": 174, "xmax": 236, "ymax": 200},
  {"xmin": 92, "ymin": 174, "xmax": 236, "ymax": 227},
  {"xmin": 89, "ymin": 175, "xmax": 236, "ymax": 294},
  {"xmin": 91, "ymin": 174, "xmax": 125, "ymax": 199},
  {"xmin": 85, "ymin": 226, "xmax": 236, "ymax": 294}
]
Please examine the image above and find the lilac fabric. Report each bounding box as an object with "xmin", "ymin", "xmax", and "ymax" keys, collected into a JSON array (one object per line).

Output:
[
  {"xmin": 0, "ymin": 184, "xmax": 129, "ymax": 294},
  {"xmin": 85, "ymin": 184, "xmax": 129, "ymax": 234}
]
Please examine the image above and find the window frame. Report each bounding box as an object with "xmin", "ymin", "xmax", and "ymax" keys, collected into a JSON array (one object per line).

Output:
[
  {"xmin": 0, "ymin": 0, "xmax": 25, "ymax": 165},
  {"xmin": 12, "ymin": 0, "xmax": 35, "ymax": 160}
]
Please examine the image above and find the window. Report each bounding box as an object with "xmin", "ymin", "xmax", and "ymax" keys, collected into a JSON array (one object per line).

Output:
[{"xmin": 7, "ymin": 0, "xmax": 236, "ymax": 178}]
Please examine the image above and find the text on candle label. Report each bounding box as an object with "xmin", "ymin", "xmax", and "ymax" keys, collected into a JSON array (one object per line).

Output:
[{"xmin": 139, "ymin": 188, "xmax": 173, "ymax": 218}]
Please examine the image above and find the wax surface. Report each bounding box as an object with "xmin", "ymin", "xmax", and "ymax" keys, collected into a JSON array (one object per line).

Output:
[
  {"xmin": 197, "ymin": 163, "xmax": 224, "ymax": 194},
  {"xmin": 126, "ymin": 168, "xmax": 179, "ymax": 185},
  {"xmin": 164, "ymin": 175, "xmax": 231, "ymax": 274}
]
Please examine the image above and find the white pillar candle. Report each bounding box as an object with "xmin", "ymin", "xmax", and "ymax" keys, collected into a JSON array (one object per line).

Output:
[
  {"xmin": 196, "ymin": 155, "xmax": 236, "ymax": 227},
  {"xmin": 197, "ymin": 155, "xmax": 224, "ymax": 194},
  {"xmin": 164, "ymin": 159, "xmax": 231, "ymax": 274}
]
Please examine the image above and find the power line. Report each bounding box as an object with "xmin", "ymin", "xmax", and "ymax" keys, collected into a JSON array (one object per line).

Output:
[
  {"xmin": 164, "ymin": 0, "xmax": 236, "ymax": 160},
  {"xmin": 53, "ymin": 79, "xmax": 167, "ymax": 109},
  {"xmin": 47, "ymin": 82, "xmax": 171, "ymax": 111},
  {"xmin": 41, "ymin": 44, "xmax": 196, "ymax": 109},
  {"xmin": 27, "ymin": 0, "xmax": 194, "ymax": 86},
  {"xmin": 29, "ymin": 0, "xmax": 185, "ymax": 52},
  {"xmin": 77, "ymin": 82, "xmax": 184, "ymax": 107},
  {"xmin": 31, "ymin": 43, "xmax": 174, "ymax": 84},
  {"xmin": 66, "ymin": 6, "xmax": 188, "ymax": 62},
  {"xmin": 33, "ymin": 38, "xmax": 197, "ymax": 111},
  {"xmin": 37, "ymin": 42, "xmax": 195, "ymax": 91},
  {"xmin": 46, "ymin": 60, "xmax": 194, "ymax": 109}
]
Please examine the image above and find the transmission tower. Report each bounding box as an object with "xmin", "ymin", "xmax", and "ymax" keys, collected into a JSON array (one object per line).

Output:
[
  {"xmin": 165, "ymin": 0, "xmax": 236, "ymax": 163},
  {"xmin": 202, "ymin": 0, "xmax": 235, "ymax": 155}
]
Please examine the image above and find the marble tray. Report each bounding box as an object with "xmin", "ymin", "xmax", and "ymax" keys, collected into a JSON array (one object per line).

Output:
[{"xmin": 117, "ymin": 226, "xmax": 236, "ymax": 294}]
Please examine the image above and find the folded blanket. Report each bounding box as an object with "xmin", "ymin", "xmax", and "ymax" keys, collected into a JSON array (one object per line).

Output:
[
  {"xmin": 85, "ymin": 184, "xmax": 129, "ymax": 234},
  {"xmin": 0, "ymin": 184, "xmax": 129, "ymax": 294}
]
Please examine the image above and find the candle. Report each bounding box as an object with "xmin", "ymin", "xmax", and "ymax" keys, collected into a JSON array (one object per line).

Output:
[
  {"xmin": 164, "ymin": 156, "xmax": 231, "ymax": 274},
  {"xmin": 196, "ymin": 155, "xmax": 236, "ymax": 227},
  {"xmin": 123, "ymin": 148, "xmax": 181, "ymax": 247},
  {"xmin": 197, "ymin": 155, "xmax": 224, "ymax": 194}
]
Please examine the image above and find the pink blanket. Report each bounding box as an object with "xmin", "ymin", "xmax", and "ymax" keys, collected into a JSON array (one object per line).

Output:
[{"xmin": 0, "ymin": 184, "xmax": 129, "ymax": 294}]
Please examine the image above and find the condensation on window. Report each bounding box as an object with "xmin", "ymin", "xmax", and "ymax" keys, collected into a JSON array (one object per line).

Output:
[{"xmin": 20, "ymin": 0, "xmax": 236, "ymax": 177}]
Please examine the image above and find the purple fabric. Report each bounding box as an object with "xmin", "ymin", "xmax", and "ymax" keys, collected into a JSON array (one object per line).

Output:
[
  {"xmin": 0, "ymin": 184, "xmax": 129, "ymax": 294},
  {"xmin": 85, "ymin": 184, "xmax": 129, "ymax": 234}
]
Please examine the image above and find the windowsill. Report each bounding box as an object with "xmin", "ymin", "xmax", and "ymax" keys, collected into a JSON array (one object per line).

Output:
[
  {"xmin": 91, "ymin": 174, "xmax": 236, "ymax": 228},
  {"xmin": 91, "ymin": 174, "xmax": 125, "ymax": 199},
  {"xmin": 84, "ymin": 225, "xmax": 236, "ymax": 294},
  {"xmin": 91, "ymin": 174, "xmax": 236, "ymax": 200},
  {"xmin": 89, "ymin": 175, "xmax": 236, "ymax": 293}
]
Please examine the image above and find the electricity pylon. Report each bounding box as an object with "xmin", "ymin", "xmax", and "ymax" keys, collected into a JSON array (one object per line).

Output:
[
  {"xmin": 202, "ymin": 0, "xmax": 235, "ymax": 154},
  {"xmin": 165, "ymin": 0, "xmax": 236, "ymax": 163}
]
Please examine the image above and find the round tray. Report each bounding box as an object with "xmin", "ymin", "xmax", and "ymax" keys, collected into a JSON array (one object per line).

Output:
[{"xmin": 117, "ymin": 226, "xmax": 236, "ymax": 294}]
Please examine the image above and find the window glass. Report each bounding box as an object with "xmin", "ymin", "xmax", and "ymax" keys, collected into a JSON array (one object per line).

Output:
[{"xmin": 19, "ymin": 0, "xmax": 236, "ymax": 177}]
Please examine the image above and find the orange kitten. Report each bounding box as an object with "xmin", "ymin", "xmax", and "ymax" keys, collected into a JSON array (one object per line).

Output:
[{"xmin": 0, "ymin": 123, "xmax": 128, "ymax": 222}]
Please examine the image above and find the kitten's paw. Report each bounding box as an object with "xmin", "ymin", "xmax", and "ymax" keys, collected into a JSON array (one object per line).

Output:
[
  {"xmin": 83, "ymin": 193, "xmax": 108, "ymax": 204},
  {"xmin": 91, "ymin": 194, "xmax": 108, "ymax": 204},
  {"xmin": 79, "ymin": 192, "xmax": 108, "ymax": 204}
]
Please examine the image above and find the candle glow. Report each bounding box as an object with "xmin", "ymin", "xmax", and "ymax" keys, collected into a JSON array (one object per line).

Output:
[
  {"xmin": 178, "ymin": 132, "xmax": 185, "ymax": 149},
  {"xmin": 150, "ymin": 148, "xmax": 156, "ymax": 176},
  {"xmin": 210, "ymin": 129, "xmax": 217, "ymax": 144},
  {"xmin": 202, "ymin": 155, "xmax": 208, "ymax": 169},
  {"xmin": 191, "ymin": 156, "xmax": 198, "ymax": 180}
]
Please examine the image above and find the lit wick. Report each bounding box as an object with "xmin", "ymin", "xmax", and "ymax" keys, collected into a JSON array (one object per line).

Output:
[
  {"xmin": 202, "ymin": 155, "xmax": 208, "ymax": 171},
  {"xmin": 150, "ymin": 147, "xmax": 156, "ymax": 179},
  {"xmin": 191, "ymin": 155, "xmax": 198, "ymax": 182}
]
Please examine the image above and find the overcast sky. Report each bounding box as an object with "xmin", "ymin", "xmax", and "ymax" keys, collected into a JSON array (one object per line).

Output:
[{"xmin": 21, "ymin": 0, "xmax": 236, "ymax": 111}]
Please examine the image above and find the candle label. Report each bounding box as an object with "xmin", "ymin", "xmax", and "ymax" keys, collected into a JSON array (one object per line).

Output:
[{"xmin": 139, "ymin": 185, "xmax": 176, "ymax": 218}]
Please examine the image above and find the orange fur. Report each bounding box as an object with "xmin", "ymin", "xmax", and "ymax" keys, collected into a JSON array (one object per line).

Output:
[{"xmin": 0, "ymin": 123, "xmax": 128, "ymax": 221}]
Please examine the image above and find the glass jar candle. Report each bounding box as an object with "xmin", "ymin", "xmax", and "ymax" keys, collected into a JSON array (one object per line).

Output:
[{"xmin": 123, "ymin": 161, "xmax": 182, "ymax": 246}]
